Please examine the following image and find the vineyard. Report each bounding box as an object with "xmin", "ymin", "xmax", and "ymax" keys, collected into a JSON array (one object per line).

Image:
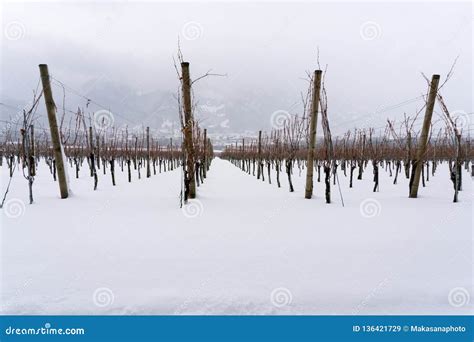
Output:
[{"xmin": 1, "ymin": 60, "xmax": 472, "ymax": 315}]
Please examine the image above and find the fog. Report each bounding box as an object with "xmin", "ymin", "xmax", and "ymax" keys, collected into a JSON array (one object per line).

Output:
[{"xmin": 1, "ymin": 1, "xmax": 472, "ymax": 137}]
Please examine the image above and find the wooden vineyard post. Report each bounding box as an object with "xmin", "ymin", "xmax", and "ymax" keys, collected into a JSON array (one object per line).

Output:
[
  {"xmin": 257, "ymin": 130, "xmax": 262, "ymax": 179},
  {"xmin": 305, "ymin": 70, "xmax": 322, "ymax": 199},
  {"xmin": 181, "ymin": 62, "xmax": 196, "ymax": 199},
  {"xmin": 409, "ymin": 74, "xmax": 440, "ymax": 198},
  {"xmin": 30, "ymin": 124, "xmax": 35, "ymax": 177},
  {"xmin": 453, "ymin": 133, "xmax": 461, "ymax": 202},
  {"xmin": 89, "ymin": 126, "xmax": 94, "ymax": 176},
  {"xmin": 146, "ymin": 126, "xmax": 151, "ymax": 178},
  {"xmin": 96, "ymin": 132, "xmax": 101, "ymax": 170},
  {"xmin": 242, "ymin": 138, "xmax": 245, "ymax": 172},
  {"xmin": 89, "ymin": 126, "xmax": 98, "ymax": 190},
  {"xmin": 39, "ymin": 64, "xmax": 69, "ymax": 199}
]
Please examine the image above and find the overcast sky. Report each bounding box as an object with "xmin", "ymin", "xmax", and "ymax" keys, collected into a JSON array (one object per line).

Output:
[{"xmin": 1, "ymin": 1, "xmax": 472, "ymax": 136}]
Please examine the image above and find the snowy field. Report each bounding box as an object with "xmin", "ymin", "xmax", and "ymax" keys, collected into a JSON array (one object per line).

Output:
[{"xmin": 0, "ymin": 157, "xmax": 472, "ymax": 315}]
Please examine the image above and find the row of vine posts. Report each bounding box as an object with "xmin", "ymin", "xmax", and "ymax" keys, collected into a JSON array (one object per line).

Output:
[
  {"xmin": 0, "ymin": 62, "xmax": 214, "ymax": 208},
  {"xmin": 221, "ymin": 70, "xmax": 471, "ymax": 203}
]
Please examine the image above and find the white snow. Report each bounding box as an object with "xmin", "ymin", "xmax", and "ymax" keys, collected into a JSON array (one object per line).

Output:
[{"xmin": 0, "ymin": 157, "xmax": 472, "ymax": 315}]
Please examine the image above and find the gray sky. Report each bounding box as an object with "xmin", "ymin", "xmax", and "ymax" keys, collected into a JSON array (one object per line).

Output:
[{"xmin": 1, "ymin": 1, "xmax": 472, "ymax": 136}]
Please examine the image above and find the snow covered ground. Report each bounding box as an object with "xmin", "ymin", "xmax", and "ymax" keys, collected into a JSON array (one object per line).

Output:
[{"xmin": 0, "ymin": 157, "xmax": 472, "ymax": 315}]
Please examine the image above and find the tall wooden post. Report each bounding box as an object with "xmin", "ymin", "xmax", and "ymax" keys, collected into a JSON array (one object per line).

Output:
[
  {"xmin": 30, "ymin": 124, "xmax": 36, "ymax": 176},
  {"xmin": 39, "ymin": 64, "xmax": 68, "ymax": 199},
  {"xmin": 181, "ymin": 62, "xmax": 196, "ymax": 198},
  {"xmin": 146, "ymin": 126, "xmax": 151, "ymax": 178},
  {"xmin": 89, "ymin": 126, "xmax": 94, "ymax": 177},
  {"xmin": 405, "ymin": 131, "xmax": 412, "ymax": 178},
  {"xmin": 88, "ymin": 127, "xmax": 93, "ymax": 149},
  {"xmin": 89, "ymin": 126, "xmax": 98, "ymax": 190},
  {"xmin": 454, "ymin": 133, "xmax": 461, "ymax": 202},
  {"xmin": 96, "ymin": 133, "xmax": 101, "ymax": 169},
  {"xmin": 242, "ymin": 138, "xmax": 245, "ymax": 171},
  {"xmin": 409, "ymin": 74, "xmax": 440, "ymax": 198},
  {"xmin": 89, "ymin": 127, "xmax": 94, "ymax": 153},
  {"xmin": 257, "ymin": 130, "xmax": 262, "ymax": 179},
  {"xmin": 203, "ymin": 128, "xmax": 207, "ymax": 178},
  {"xmin": 305, "ymin": 70, "xmax": 322, "ymax": 199}
]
